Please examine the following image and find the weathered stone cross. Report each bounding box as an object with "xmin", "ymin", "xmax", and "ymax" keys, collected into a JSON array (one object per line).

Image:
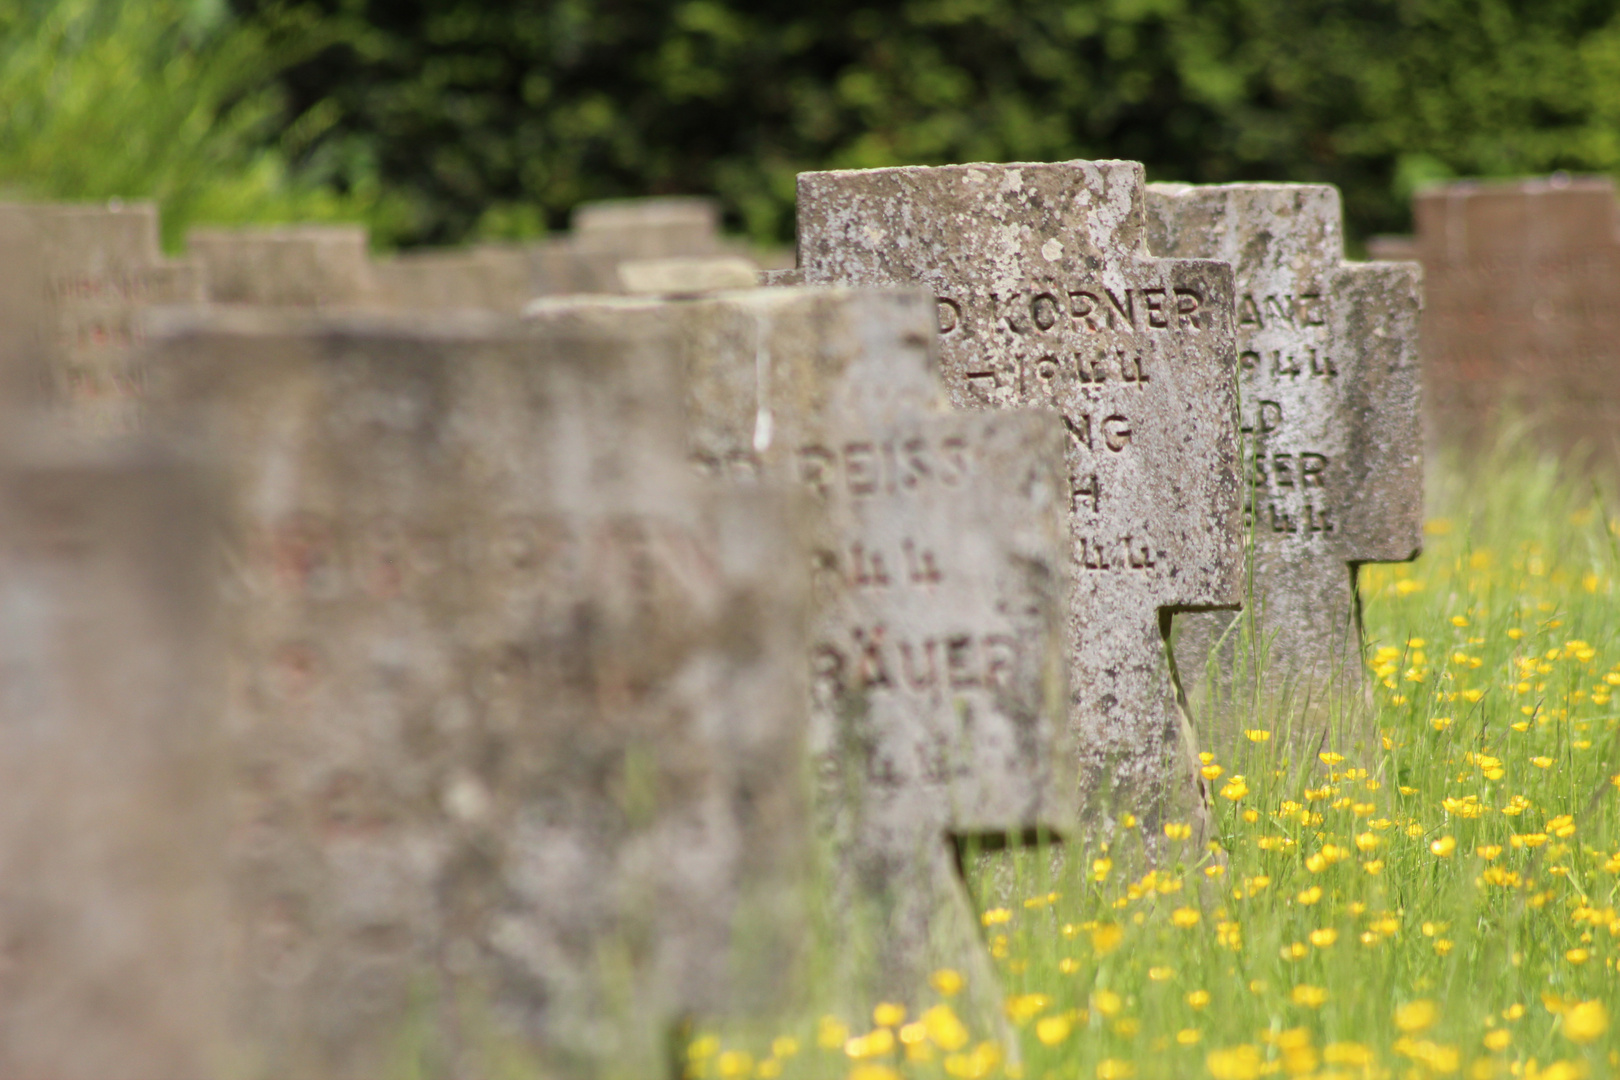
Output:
[
  {"xmin": 1146, "ymin": 183, "xmax": 1422, "ymax": 753},
  {"xmin": 796, "ymin": 161, "xmax": 1243, "ymax": 845},
  {"xmin": 677, "ymin": 285, "xmax": 1077, "ymax": 1023}
]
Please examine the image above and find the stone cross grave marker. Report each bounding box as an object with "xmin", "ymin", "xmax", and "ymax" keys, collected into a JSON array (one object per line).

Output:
[
  {"xmin": 797, "ymin": 161, "xmax": 1243, "ymax": 843},
  {"xmin": 1146, "ymin": 184, "xmax": 1423, "ymax": 752},
  {"xmin": 139, "ymin": 306, "xmax": 810, "ymax": 1080},
  {"xmin": 0, "ymin": 443, "xmax": 225, "ymax": 1080},
  {"xmin": 188, "ymin": 224, "xmax": 379, "ymax": 307},
  {"xmin": 1392, "ymin": 175, "xmax": 1620, "ymax": 466},
  {"xmin": 667, "ymin": 286, "xmax": 1076, "ymax": 1022},
  {"xmin": 0, "ymin": 201, "xmax": 204, "ymax": 434},
  {"xmin": 370, "ymin": 243, "xmax": 537, "ymax": 313}
]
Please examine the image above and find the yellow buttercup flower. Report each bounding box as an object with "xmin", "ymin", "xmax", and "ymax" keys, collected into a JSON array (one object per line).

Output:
[
  {"xmin": 1395, "ymin": 1000, "xmax": 1439, "ymax": 1033},
  {"xmin": 1291, "ymin": 985, "xmax": 1328, "ymax": 1008},
  {"xmin": 1187, "ymin": 990, "xmax": 1211, "ymax": 1010},
  {"xmin": 1171, "ymin": 907, "xmax": 1200, "ymax": 928},
  {"xmin": 1034, "ymin": 1015, "xmax": 1070, "ymax": 1046},
  {"xmin": 1562, "ymin": 1000, "xmax": 1608, "ymax": 1043},
  {"xmin": 921, "ymin": 1005, "xmax": 968, "ymax": 1051},
  {"xmin": 1310, "ymin": 927, "xmax": 1338, "ymax": 948},
  {"xmin": 1430, "ymin": 835, "xmax": 1457, "ymax": 857},
  {"xmin": 872, "ymin": 1003, "xmax": 905, "ymax": 1028},
  {"xmin": 931, "ymin": 970, "xmax": 964, "ymax": 996},
  {"xmin": 1220, "ymin": 775, "xmax": 1249, "ymax": 801},
  {"xmin": 1483, "ymin": 1029, "xmax": 1511, "ymax": 1051},
  {"xmin": 1205, "ymin": 1044, "xmax": 1263, "ymax": 1080},
  {"xmin": 1244, "ymin": 729, "xmax": 1271, "ymax": 742},
  {"xmin": 1297, "ymin": 885, "xmax": 1324, "ymax": 904}
]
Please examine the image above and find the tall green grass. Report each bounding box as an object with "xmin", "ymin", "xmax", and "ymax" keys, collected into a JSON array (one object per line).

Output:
[
  {"xmin": 0, "ymin": 0, "xmax": 401, "ymax": 248},
  {"xmin": 687, "ymin": 442, "xmax": 1620, "ymax": 1080}
]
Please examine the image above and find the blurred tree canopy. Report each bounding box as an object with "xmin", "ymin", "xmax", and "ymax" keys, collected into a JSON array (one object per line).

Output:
[
  {"xmin": 0, "ymin": 0, "xmax": 403, "ymax": 248},
  {"xmin": 204, "ymin": 0, "xmax": 1620, "ymax": 246}
]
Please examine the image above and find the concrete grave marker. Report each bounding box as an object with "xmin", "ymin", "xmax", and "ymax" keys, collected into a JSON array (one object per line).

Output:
[
  {"xmin": 189, "ymin": 224, "xmax": 379, "ymax": 307},
  {"xmin": 797, "ymin": 161, "xmax": 1242, "ymax": 841},
  {"xmin": 1374, "ymin": 175, "xmax": 1620, "ymax": 465},
  {"xmin": 0, "ymin": 201, "xmax": 204, "ymax": 433},
  {"xmin": 1146, "ymin": 183, "xmax": 1422, "ymax": 751},
  {"xmin": 669, "ymin": 286, "xmax": 1075, "ymax": 1018},
  {"xmin": 0, "ymin": 444, "xmax": 225, "ymax": 1080},
  {"xmin": 371, "ymin": 244, "xmax": 536, "ymax": 312},
  {"xmin": 140, "ymin": 307, "xmax": 810, "ymax": 1079}
]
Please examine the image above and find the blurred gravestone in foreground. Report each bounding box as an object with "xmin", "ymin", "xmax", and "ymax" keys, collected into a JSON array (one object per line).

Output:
[
  {"xmin": 139, "ymin": 306, "xmax": 810, "ymax": 1080},
  {"xmin": 1147, "ymin": 183, "xmax": 1422, "ymax": 756},
  {"xmin": 0, "ymin": 443, "xmax": 225, "ymax": 1080},
  {"xmin": 796, "ymin": 160, "xmax": 1243, "ymax": 849},
  {"xmin": 647, "ymin": 286, "xmax": 1076, "ymax": 1029},
  {"xmin": 1370, "ymin": 174, "xmax": 1620, "ymax": 467}
]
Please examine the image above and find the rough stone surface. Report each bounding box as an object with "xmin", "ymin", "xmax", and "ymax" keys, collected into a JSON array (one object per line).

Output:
[
  {"xmin": 0, "ymin": 444, "xmax": 225, "ymax": 1080},
  {"xmin": 531, "ymin": 197, "xmax": 791, "ymax": 297},
  {"xmin": 139, "ymin": 307, "xmax": 810, "ymax": 1079},
  {"xmin": 371, "ymin": 244, "xmax": 535, "ymax": 312},
  {"xmin": 189, "ymin": 225, "xmax": 378, "ymax": 307},
  {"xmin": 1377, "ymin": 175, "xmax": 1620, "ymax": 464},
  {"xmin": 618, "ymin": 255, "xmax": 760, "ymax": 295},
  {"xmin": 674, "ymin": 286, "xmax": 1076, "ymax": 1020},
  {"xmin": 1146, "ymin": 183, "xmax": 1423, "ymax": 752},
  {"xmin": 0, "ymin": 201, "xmax": 203, "ymax": 432},
  {"xmin": 797, "ymin": 161, "xmax": 1242, "ymax": 842}
]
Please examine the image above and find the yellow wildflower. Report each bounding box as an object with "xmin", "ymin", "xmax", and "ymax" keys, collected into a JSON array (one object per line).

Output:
[
  {"xmin": 1291, "ymin": 985, "xmax": 1328, "ymax": 1008},
  {"xmin": 1164, "ymin": 822, "xmax": 1192, "ymax": 840},
  {"xmin": 1297, "ymin": 885, "xmax": 1323, "ymax": 905},
  {"xmin": 1483, "ymin": 1029, "xmax": 1511, "ymax": 1052},
  {"xmin": 1205, "ymin": 1045, "xmax": 1263, "ymax": 1080},
  {"xmin": 1091, "ymin": 922, "xmax": 1124, "ymax": 956},
  {"xmin": 1171, "ymin": 907, "xmax": 1200, "ymax": 928},
  {"xmin": 1562, "ymin": 1000, "xmax": 1608, "ymax": 1044},
  {"xmin": 931, "ymin": 969, "xmax": 964, "ymax": 997},
  {"xmin": 1220, "ymin": 775, "xmax": 1249, "ymax": 801},
  {"xmin": 1323, "ymin": 1043, "xmax": 1373, "ymax": 1066},
  {"xmin": 1091, "ymin": 989, "xmax": 1122, "ymax": 1017},
  {"xmin": 1187, "ymin": 990, "xmax": 1211, "ymax": 1010},
  {"xmin": 1004, "ymin": 994, "xmax": 1048, "ymax": 1025},
  {"xmin": 1034, "ymin": 1016, "xmax": 1070, "ymax": 1046},
  {"xmin": 818, "ymin": 1017, "xmax": 851, "ymax": 1049},
  {"xmin": 980, "ymin": 908, "xmax": 1011, "ymax": 927},
  {"xmin": 1177, "ymin": 1028, "xmax": 1202, "ymax": 1045},
  {"xmin": 921, "ymin": 1005, "xmax": 969, "ymax": 1051},
  {"xmin": 1310, "ymin": 928, "xmax": 1339, "ymax": 947},
  {"xmin": 845, "ymin": 1030, "xmax": 895, "ymax": 1059},
  {"xmin": 873, "ymin": 1003, "xmax": 905, "ymax": 1028},
  {"xmin": 1431, "ymin": 835, "xmax": 1458, "ymax": 857},
  {"xmin": 1395, "ymin": 1000, "xmax": 1439, "ymax": 1033},
  {"xmin": 1244, "ymin": 729, "xmax": 1271, "ymax": 742}
]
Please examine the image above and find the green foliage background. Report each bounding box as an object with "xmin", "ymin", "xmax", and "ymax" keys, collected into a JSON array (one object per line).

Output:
[
  {"xmin": 230, "ymin": 0, "xmax": 1620, "ymax": 247},
  {"xmin": 14, "ymin": 0, "xmax": 1620, "ymax": 248}
]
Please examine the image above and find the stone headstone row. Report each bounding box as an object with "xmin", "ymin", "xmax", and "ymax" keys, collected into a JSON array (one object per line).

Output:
[
  {"xmin": 1370, "ymin": 173, "xmax": 1620, "ymax": 467},
  {"xmin": 0, "ymin": 161, "xmax": 1424, "ymax": 1077}
]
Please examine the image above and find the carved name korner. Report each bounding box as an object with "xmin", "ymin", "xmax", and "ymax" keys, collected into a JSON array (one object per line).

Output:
[
  {"xmin": 140, "ymin": 306, "xmax": 811, "ymax": 1080},
  {"xmin": 1147, "ymin": 183, "xmax": 1422, "ymax": 754},
  {"xmin": 656, "ymin": 286, "xmax": 1079, "ymax": 1029},
  {"xmin": 796, "ymin": 161, "xmax": 1244, "ymax": 848}
]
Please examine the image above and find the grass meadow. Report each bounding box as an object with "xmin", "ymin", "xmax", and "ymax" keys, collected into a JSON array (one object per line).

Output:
[{"xmin": 689, "ymin": 441, "xmax": 1620, "ymax": 1080}]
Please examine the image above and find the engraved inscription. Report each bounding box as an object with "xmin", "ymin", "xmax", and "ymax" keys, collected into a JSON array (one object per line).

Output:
[{"xmin": 810, "ymin": 628, "xmax": 1020, "ymax": 701}]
